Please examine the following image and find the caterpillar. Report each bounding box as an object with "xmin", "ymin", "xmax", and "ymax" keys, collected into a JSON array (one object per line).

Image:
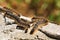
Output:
[{"xmin": 0, "ymin": 6, "xmax": 48, "ymax": 35}]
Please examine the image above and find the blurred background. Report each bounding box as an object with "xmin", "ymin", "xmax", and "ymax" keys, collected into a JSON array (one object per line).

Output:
[{"xmin": 0, "ymin": 0, "xmax": 60, "ymax": 25}]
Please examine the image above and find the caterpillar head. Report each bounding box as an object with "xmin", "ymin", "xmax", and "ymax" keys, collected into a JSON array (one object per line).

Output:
[{"xmin": 32, "ymin": 17, "xmax": 49, "ymax": 26}]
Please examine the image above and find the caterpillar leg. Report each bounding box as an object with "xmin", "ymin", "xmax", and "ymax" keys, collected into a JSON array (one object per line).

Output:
[
  {"xmin": 30, "ymin": 23, "xmax": 38, "ymax": 35},
  {"xmin": 30, "ymin": 26, "xmax": 38, "ymax": 35},
  {"xmin": 25, "ymin": 28, "xmax": 28, "ymax": 33},
  {"xmin": 16, "ymin": 25, "xmax": 28, "ymax": 33},
  {"xmin": 24, "ymin": 26, "xmax": 30, "ymax": 33},
  {"xmin": 4, "ymin": 13, "xmax": 10, "ymax": 25},
  {"xmin": 3, "ymin": 13, "xmax": 12, "ymax": 25},
  {"xmin": 16, "ymin": 26, "xmax": 25, "ymax": 30},
  {"xmin": 4, "ymin": 13, "xmax": 6, "ymax": 24}
]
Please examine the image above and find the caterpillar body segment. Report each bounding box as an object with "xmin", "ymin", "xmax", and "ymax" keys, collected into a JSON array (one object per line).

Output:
[
  {"xmin": 0, "ymin": 6, "xmax": 30, "ymax": 33},
  {"xmin": 30, "ymin": 17, "xmax": 48, "ymax": 35},
  {"xmin": 3, "ymin": 7, "xmax": 20, "ymax": 17}
]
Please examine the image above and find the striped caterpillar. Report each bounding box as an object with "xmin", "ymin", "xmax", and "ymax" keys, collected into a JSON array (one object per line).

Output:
[{"xmin": 0, "ymin": 6, "xmax": 48, "ymax": 35}]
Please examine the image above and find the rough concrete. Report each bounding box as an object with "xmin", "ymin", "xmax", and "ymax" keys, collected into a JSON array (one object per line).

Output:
[{"xmin": 0, "ymin": 14, "xmax": 60, "ymax": 40}]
